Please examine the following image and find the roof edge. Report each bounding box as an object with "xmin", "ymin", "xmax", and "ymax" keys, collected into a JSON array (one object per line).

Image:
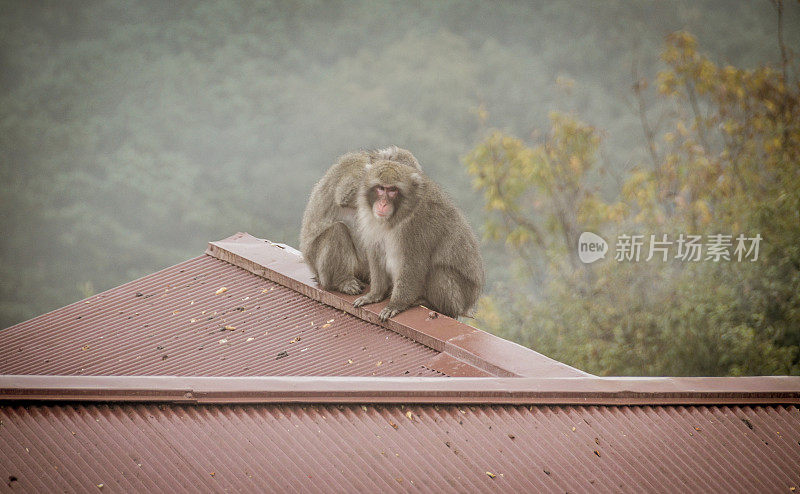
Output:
[
  {"xmin": 206, "ymin": 232, "xmax": 589, "ymax": 378},
  {"xmin": 2, "ymin": 375, "xmax": 798, "ymax": 406}
]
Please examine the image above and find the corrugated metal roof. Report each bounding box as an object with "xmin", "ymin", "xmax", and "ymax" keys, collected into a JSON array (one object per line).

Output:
[
  {"xmin": 0, "ymin": 232, "xmax": 589, "ymax": 378},
  {"xmin": 3, "ymin": 231, "xmax": 799, "ymax": 491},
  {"xmin": 0, "ymin": 255, "xmax": 442, "ymax": 377},
  {"xmin": 1, "ymin": 400, "xmax": 798, "ymax": 492}
]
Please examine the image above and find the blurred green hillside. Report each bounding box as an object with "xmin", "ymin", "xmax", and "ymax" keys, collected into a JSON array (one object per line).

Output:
[{"xmin": 2, "ymin": 1, "xmax": 798, "ymax": 375}]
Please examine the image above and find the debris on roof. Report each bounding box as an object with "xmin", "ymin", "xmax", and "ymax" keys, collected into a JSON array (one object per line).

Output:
[{"xmin": 0, "ymin": 255, "xmax": 442, "ymax": 377}]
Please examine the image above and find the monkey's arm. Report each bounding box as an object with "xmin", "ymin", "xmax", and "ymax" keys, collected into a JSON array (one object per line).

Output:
[
  {"xmin": 353, "ymin": 250, "xmax": 391, "ymax": 308},
  {"xmin": 334, "ymin": 176, "xmax": 360, "ymax": 207},
  {"xmin": 379, "ymin": 258, "xmax": 426, "ymax": 322}
]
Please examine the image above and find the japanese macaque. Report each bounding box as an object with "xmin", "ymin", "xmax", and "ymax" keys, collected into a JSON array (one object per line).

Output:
[
  {"xmin": 353, "ymin": 161, "xmax": 484, "ymax": 320},
  {"xmin": 300, "ymin": 147, "xmax": 421, "ymax": 294}
]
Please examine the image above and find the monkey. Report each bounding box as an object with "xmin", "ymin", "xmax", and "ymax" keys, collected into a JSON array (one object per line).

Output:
[
  {"xmin": 299, "ymin": 147, "xmax": 421, "ymax": 295},
  {"xmin": 353, "ymin": 160, "xmax": 484, "ymax": 321}
]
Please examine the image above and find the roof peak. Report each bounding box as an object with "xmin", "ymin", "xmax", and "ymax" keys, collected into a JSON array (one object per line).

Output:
[{"xmin": 206, "ymin": 232, "xmax": 589, "ymax": 379}]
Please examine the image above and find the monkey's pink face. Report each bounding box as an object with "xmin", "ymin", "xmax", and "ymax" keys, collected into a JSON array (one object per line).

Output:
[{"xmin": 372, "ymin": 185, "xmax": 399, "ymax": 219}]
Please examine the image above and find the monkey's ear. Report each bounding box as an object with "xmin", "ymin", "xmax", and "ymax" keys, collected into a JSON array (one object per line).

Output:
[{"xmin": 410, "ymin": 172, "xmax": 422, "ymax": 185}]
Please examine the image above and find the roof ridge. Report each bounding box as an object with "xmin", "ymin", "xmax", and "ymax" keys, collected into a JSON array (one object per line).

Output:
[
  {"xmin": 3, "ymin": 375, "xmax": 799, "ymax": 405},
  {"xmin": 206, "ymin": 232, "xmax": 589, "ymax": 378}
]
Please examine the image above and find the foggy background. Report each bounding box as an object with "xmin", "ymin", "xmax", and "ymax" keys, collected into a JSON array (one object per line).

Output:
[{"xmin": 2, "ymin": 1, "xmax": 798, "ymax": 373}]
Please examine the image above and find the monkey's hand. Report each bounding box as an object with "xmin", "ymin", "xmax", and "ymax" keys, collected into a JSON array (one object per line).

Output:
[
  {"xmin": 353, "ymin": 292, "xmax": 385, "ymax": 308},
  {"xmin": 378, "ymin": 303, "xmax": 409, "ymax": 322},
  {"xmin": 337, "ymin": 278, "xmax": 365, "ymax": 295}
]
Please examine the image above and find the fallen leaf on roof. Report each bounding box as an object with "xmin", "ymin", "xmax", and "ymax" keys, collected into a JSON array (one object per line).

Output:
[
  {"xmin": 300, "ymin": 347, "xmax": 308, "ymax": 352},
  {"xmin": 218, "ymin": 339, "xmax": 228, "ymax": 344},
  {"xmin": 347, "ymin": 359, "xmax": 353, "ymax": 364},
  {"xmin": 215, "ymin": 287, "xmax": 228, "ymax": 295},
  {"xmin": 209, "ymin": 472, "xmax": 215, "ymax": 477},
  {"xmin": 395, "ymin": 478, "xmax": 403, "ymax": 483},
  {"xmin": 327, "ymin": 319, "xmax": 334, "ymax": 323},
  {"xmin": 290, "ymin": 337, "xmax": 301, "ymax": 343},
  {"xmin": 261, "ymin": 288, "xmax": 271, "ymax": 294},
  {"xmin": 321, "ymin": 323, "xmax": 331, "ymax": 329},
  {"xmin": 426, "ymin": 311, "xmax": 439, "ymax": 320},
  {"xmin": 189, "ymin": 300, "xmax": 194, "ymax": 305},
  {"xmin": 241, "ymin": 296, "xmax": 249, "ymax": 301},
  {"xmin": 81, "ymin": 345, "xmax": 90, "ymax": 351},
  {"xmin": 97, "ymin": 483, "xmax": 104, "ymax": 488},
  {"xmin": 593, "ymin": 450, "xmax": 601, "ymax": 457},
  {"xmin": 276, "ymin": 351, "xmax": 289, "ymax": 360},
  {"xmin": 376, "ymin": 361, "xmax": 382, "ymax": 366},
  {"xmin": 246, "ymin": 337, "xmax": 255, "ymax": 342},
  {"xmin": 223, "ymin": 325, "xmax": 236, "ymax": 331},
  {"xmin": 571, "ymin": 427, "xmax": 576, "ymax": 432},
  {"xmin": 190, "ymin": 318, "xmax": 197, "ymax": 323},
  {"xmin": 172, "ymin": 310, "xmax": 180, "ymax": 315},
  {"xmin": 361, "ymin": 405, "xmax": 368, "ymax": 412},
  {"xmin": 507, "ymin": 433, "xmax": 516, "ymax": 439},
  {"xmin": 405, "ymin": 411, "xmax": 416, "ymax": 421},
  {"xmin": 486, "ymin": 472, "xmax": 496, "ymax": 479},
  {"xmin": 389, "ymin": 421, "xmax": 398, "ymax": 429}
]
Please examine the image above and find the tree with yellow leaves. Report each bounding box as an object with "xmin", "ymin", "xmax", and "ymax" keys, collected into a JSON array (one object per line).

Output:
[{"xmin": 467, "ymin": 24, "xmax": 799, "ymax": 376}]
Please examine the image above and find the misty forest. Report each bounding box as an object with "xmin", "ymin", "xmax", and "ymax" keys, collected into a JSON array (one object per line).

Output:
[{"xmin": 2, "ymin": 0, "xmax": 799, "ymax": 376}]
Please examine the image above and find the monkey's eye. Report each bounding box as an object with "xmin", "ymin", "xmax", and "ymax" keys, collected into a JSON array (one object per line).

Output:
[{"xmin": 385, "ymin": 186, "xmax": 399, "ymax": 198}]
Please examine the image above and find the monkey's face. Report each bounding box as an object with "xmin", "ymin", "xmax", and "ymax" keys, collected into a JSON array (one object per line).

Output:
[
  {"xmin": 370, "ymin": 185, "xmax": 399, "ymax": 219},
  {"xmin": 363, "ymin": 161, "xmax": 421, "ymax": 223}
]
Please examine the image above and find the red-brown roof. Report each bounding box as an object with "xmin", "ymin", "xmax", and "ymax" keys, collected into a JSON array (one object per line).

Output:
[
  {"xmin": 1, "ymin": 379, "xmax": 798, "ymax": 492},
  {"xmin": 0, "ymin": 255, "xmax": 443, "ymax": 377},
  {"xmin": 0, "ymin": 233, "xmax": 585, "ymax": 378},
  {"xmin": 2, "ymin": 232, "xmax": 799, "ymax": 492}
]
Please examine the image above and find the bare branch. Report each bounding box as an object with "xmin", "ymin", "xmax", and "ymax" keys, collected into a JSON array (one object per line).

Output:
[
  {"xmin": 632, "ymin": 59, "xmax": 661, "ymax": 174},
  {"xmin": 685, "ymin": 79, "xmax": 711, "ymax": 155},
  {"xmin": 770, "ymin": 0, "xmax": 789, "ymax": 83}
]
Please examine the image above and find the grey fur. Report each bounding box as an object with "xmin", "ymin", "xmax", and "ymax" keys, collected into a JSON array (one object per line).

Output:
[
  {"xmin": 300, "ymin": 147, "xmax": 421, "ymax": 294},
  {"xmin": 353, "ymin": 160, "xmax": 485, "ymax": 321}
]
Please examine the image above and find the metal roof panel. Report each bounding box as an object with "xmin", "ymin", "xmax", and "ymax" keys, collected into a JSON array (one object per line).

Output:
[
  {"xmin": 1, "ymin": 401, "xmax": 798, "ymax": 492},
  {"xmin": 0, "ymin": 255, "xmax": 444, "ymax": 377}
]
